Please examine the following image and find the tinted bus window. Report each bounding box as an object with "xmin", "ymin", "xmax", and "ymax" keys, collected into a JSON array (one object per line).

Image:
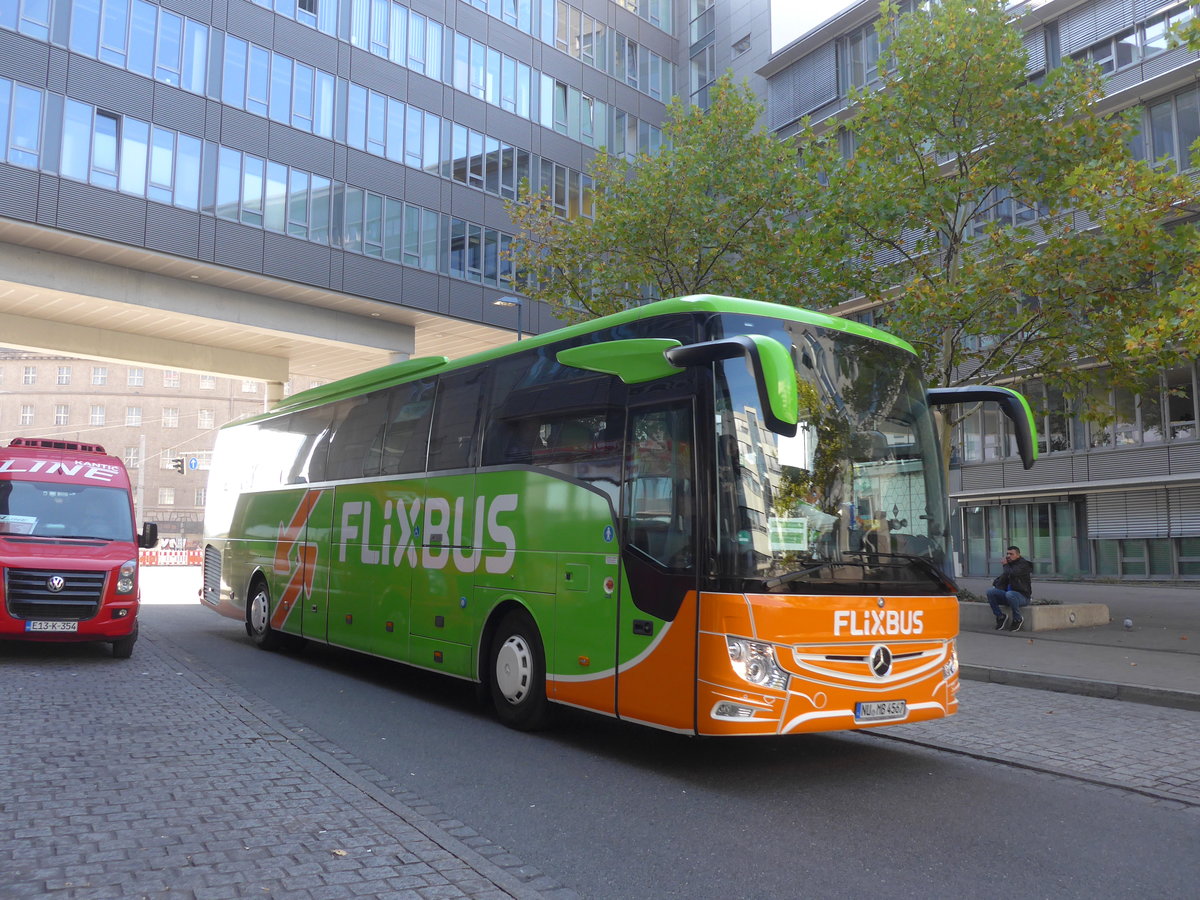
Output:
[
  {"xmin": 325, "ymin": 391, "xmax": 389, "ymax": 480},
  {"xmin": 380, "ymin": 377, "xmax": 435, "ymax": 474},
  {"xmin": 428, "ymin": 368, "xmax": 486, "ymax": 470}
]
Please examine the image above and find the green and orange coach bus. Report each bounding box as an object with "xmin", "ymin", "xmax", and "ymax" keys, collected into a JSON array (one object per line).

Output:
[{"xmin": 201, "ymin": 295, "xmax": 1035, "ymax": 735}]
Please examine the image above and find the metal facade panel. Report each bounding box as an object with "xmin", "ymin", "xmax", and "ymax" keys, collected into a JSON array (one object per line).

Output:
[
  {"xmin": 56, "ymin": 182, "xmax": 147, "ymax": 246},
  {"xmin": 154, "ymin": 85, "xmax": 207, "ymax": 134},
  {"xmin": 960, "ymin": 463, "xmax": 1005, "ymax": 491},
  {"xmin": 1167, "ymin": 441, "xmax": 1200, "ymax": 474},
  {"xmin": 275, "ymin": 16, "xmax": 340, "ymax": 73},
  {"xmin": 66, "ymin": 57, "xmax": 153, "ymax": 119},
  {"xmin": 220, "ymin": 107, "xmax": 270, "ymax": 156},
  {"xmin": 344, "ymin": 149, "xmax": 408, "ymax": 194},
  {"xmin": 213, "ymin": 219, "xmax": 266, "ymax": 271},
  {"xmin": 448, "ymin": 283, "xmax": 485, "ymax": 322},
  {"xmin": 160, "ymin": 0, "xmax": 211, "ymax": 21},
  {"xmin": 1141, "ymin": 45, "xmax": 1199, "ymax": 81},
  {"xmin": 268, "ymin": 123, "xmax": 338, "ymax": 177},
  {"xmin": 263, "ymin": 233, "xmax": 334, "ymax": 288},
  {"xmin": 341, "ymin": 253, "xmax": 403, "ymax": 302},
  {"xmin": 36, "ymin": 173, "xmax": 58, "ymax": 226},
  {"xmin": 146, "ymin": 204, "xmax": 202, "ymax": 258},
  {"xmin": 1011, "ymin": 454, "xmax": 1074, "ymax": 485},
  {"xmin": 401, "ymin": 268, "xmax": 441, "ymax": 312},
  {"xmin": 404, "ymin": 168, "xmax": 444, "ymax": 209},
  {"xmin": 225, "ymin": 0, "xmax": 275, "ymax": 39},
  {"xmin": 0, "ymin": 29, "xmax": 48, "ymax": 83},
  {"xmin": 1087, "ymin": 445, "xmax": 1170, "ymax": 479},
  {"xmin": 47, "ymin": 46, "xmax": 68, "ymax": 94}
]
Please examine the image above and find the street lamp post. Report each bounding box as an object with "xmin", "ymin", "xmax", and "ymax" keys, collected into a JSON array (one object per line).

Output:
[{"xmin": 492, "ymin": 296, "xmax": 524, "ymax": 341}]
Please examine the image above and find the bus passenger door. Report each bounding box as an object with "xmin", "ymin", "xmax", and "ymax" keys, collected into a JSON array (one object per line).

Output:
[{"xmin": 616, "ymin": 403, "xmax": 699, "ymax": 732}]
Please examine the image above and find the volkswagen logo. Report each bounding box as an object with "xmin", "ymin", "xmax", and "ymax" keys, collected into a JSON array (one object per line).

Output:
[
  {"xmin": 46, "ymin": 575, "xmax": 66, "ymax": 593},
  {"xmin": 869, "ymin": 644, "xmax": 893, "ymax": 678}
]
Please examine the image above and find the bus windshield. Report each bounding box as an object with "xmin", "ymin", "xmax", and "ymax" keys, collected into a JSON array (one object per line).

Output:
[{"xmin": 713, "ymin": 321, "xmax": 950, "ymax": 594}]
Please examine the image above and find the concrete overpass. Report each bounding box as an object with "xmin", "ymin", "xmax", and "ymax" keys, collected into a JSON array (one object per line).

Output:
[{"xmin": 0, "ymin": 219, "xmax": 518, "ymax": 403}]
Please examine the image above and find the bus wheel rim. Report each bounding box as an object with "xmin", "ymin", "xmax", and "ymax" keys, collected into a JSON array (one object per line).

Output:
[
  {"xmin": 250, "ymin": 590, "xmax": 269, "ymax": 634},
  {"xmin": 495, "ymin": 635, "xmax": 531, "ymax": 705}
]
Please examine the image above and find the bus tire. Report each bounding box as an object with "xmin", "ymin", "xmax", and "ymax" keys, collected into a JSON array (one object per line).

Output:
[
  {"xmin": 111, "ymin": 624, "xmax": 137, "ymax": 659},
  {"xmin": 489, "ymin": 609, "xmax": 550, "ymax": 731},
  {"xmin": 247, "ymin": 580, "xmax": 282, "ymax": 651}
]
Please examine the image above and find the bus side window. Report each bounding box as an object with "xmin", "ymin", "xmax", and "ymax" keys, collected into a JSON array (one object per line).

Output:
[
  {"xmin": 326, "ymin": 391, "xmax": 389, "ymax": 481},
  {"xmin": 624, "ymin": 406, "xmax": 694, "ymax": 570},
  {"xmin": 428, "ymin": 369, "xmax": 486, "ymax": 471},
  {"xmin": 380, "ymin": 378, "xmax": 435, "ymax": 475}
]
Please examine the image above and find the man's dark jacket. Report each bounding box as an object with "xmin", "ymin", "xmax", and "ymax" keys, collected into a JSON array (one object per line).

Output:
[{"xmin": 993, "ymin": 556, "xmax": 1034, "ymax": 598}]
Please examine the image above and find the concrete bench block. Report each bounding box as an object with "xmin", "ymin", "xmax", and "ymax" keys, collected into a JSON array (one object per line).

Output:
[{"xmin": 958, "ymin": 601, "xmax": 1111, "ymax": 633}]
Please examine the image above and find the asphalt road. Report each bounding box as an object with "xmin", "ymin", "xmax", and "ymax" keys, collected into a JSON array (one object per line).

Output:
[{"xmin": 139, "ymin": 570, "xmax": 1199, "ymax": 899}]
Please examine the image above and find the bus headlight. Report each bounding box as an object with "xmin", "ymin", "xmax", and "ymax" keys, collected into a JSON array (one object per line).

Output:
[
  {"xmin": 944, "ymin": 639, "xmax": 959, "ymax": 679},
  {"xmin": 116, "ymin": 560, "xmax": 137, "ymax": 595},
  {"xmin": 727, "ymin": 638, "xmax": 789, "ymax": 691}
]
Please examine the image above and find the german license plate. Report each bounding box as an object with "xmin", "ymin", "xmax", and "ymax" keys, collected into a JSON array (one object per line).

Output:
[
  {"xmin": 855, "ymin": 699, "xmax": 906, "ymax": 721},
  {"xmin": 25, "ymin": 620, "xmax": 78, "ymax": 633}
]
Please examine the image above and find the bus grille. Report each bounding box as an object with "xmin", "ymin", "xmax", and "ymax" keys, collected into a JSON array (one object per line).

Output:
[
  {"xmin": 203, "ymin": 546, "xmax": 222, "ymax": 604},
  {"xmin": 5, "ymin": 569, "xmax": 106, "ymax": 620}
]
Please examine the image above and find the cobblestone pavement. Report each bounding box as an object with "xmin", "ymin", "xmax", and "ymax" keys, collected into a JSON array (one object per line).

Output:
[
  {"xmin": 876, "ymin": 681, "xmax": 1200, "ymax": 809},
  {"xmin": 5, "ymin": 629, "xmax": 1197, "ymax": 900},
  {"xmin": 0, "ymin": 632, "xmax": 555, "ymax": 900}
]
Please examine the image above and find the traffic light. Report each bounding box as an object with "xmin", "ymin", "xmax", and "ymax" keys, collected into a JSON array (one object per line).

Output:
[{"xmin": 171, "ymin": 457, "xmax": 185, "ymax": 475}]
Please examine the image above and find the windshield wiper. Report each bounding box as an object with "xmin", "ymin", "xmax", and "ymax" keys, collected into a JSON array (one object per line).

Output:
[
  {"xmin": 762, "ymin": 552, "xmax": 954, "ymax": 591},
  {"xmin": 851, "ymin": 551, "xmax": 956, "ymax": 591},
  {"xmin": 763, "ymin": 561, "xmax": 859, "ymax": 590}
]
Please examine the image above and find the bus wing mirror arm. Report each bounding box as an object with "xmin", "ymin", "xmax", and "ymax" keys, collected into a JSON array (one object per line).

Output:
[
  {"xmin": 666, "ymin": 335, "xmax": 799, "ymax": 437},
  {"xmin": 927, "ymin": 386, "xmax": 1038, "ymax": 470}
]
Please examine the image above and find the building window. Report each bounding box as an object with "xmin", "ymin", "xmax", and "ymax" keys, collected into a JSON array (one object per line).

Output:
[
  {"xmin": 124, "ymin": 447, "xmax": 140, "ymax": 469},
  {"xmin": 22, "ymin": 366, "xmax": 35, "ymax": 385},
  {"xmin": 92, "ymin": 366, "xmax": 108, "ymax": 385},
  {"xmin": 19, "ymin": 405, "xmax": 33, "ymax": 425},
  {"xmin": 197, "ymin": 409, "xmax": 215, "ymax": 429},
  {"xmin": 158, "ymin": 487, "xmax": 175, "ymax": 505},
  {"xmin": 57, "ymin": 366, "xmax": 72, "ymax": 385},
  {"xmin": 162, "ymin": 407, "xmax": 179, "ymax": 428},
  {"xmin": 126, "ymin": 406, "xmax": 142, "ymax": 426},
  {"xmin": 90, "ymin": 405, "xmax": 106, "ymax": 426},
  {"xmin": 195, "ymin": 487, "xmax": 207, "ymax": 506},
  {"xmin": 128, "ymin": 368, "xmax": 144, "ymax": 386},
  {"xmin": 200, "ymin": 374, "xmax": 215, "ymax": 390},
  {"xmin": 163, "ymin": 370, "xmax": 181, "ymax": 388},
  {"xmin": 242, "ymin": 381, "xmax": 259, "ymax": 393},
  {"xmin": 54, "ymin": 405, "xmax": 69, "ymax": 426}
]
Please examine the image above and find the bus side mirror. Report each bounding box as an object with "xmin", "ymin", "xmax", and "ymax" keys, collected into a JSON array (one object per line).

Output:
[
  {"xmin": 556, "ymin": 339, "xmax": 685, "ymax": 384},
  {"xmin": 665, "ymin": 335, "xmax": 799, "ymax": 437},
  {"xmin": 926, "ymin": 386, "xmax": 1038, "ymax": 470},
  {"xmin": 139, "ymin": 522, "xmax": 159, "ymax": 549}
]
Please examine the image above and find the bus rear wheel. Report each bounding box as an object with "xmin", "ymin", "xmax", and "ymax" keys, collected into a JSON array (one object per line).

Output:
[
  {"xmin": 247, "ymin": 581, "xmax": 282, "ymax": 651},
  {"xmin": 489, "ymin": 609, "xmax": 550, "ymax": 731}
]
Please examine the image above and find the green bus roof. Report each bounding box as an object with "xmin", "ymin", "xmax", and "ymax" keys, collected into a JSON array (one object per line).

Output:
[{"xmin": 261, "ymin": 295, "xmax": 915, "ymax": 419}]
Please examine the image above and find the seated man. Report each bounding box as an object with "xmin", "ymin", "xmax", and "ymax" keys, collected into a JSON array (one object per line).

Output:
[{"xmin": 987, "ymin": 545, "xmax": 1034, "ymax": 632}]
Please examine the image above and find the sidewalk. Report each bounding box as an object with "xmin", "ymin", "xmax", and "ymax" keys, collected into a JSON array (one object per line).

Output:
[{"xmin": 954, "ymin": 577, "xmax": 1200, "ymax": 711}]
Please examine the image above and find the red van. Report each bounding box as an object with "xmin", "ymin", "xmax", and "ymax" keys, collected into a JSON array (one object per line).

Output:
[{"xmin": 0, "ymin": 438, "xmax": 158, "ymax": 658}]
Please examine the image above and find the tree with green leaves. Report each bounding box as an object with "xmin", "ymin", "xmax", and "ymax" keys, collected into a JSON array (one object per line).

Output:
[
  {"xmin": 504, "ymin": 76, "xmax": 820, "ymax": 323},
  {"xmin": 797, "ymin": 0, "xmax": 1199, "ymax": 455}
]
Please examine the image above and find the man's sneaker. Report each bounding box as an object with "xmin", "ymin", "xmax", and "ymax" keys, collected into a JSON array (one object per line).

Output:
[
  {"xmin": 1010, "ymin": 616, "xmax": 1024, "ymax": 632},
  {"xmin": 995, "ymin": 613, "xmax": 1010, "ymax": 630}
]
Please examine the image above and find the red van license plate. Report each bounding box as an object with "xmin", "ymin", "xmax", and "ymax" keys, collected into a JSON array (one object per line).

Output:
[{"xmin": 25, "ymin": 621, "xmax": 79, "ymax": 633}]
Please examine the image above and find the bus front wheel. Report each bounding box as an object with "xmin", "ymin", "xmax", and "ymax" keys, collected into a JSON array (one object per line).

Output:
[
  {"xmin": 489, "ymin": 609, "xmax": 550, "ymax": 731},
  {"xmin": 247, "ymin": 581, "xmax": 282, "ymax": 651}
]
